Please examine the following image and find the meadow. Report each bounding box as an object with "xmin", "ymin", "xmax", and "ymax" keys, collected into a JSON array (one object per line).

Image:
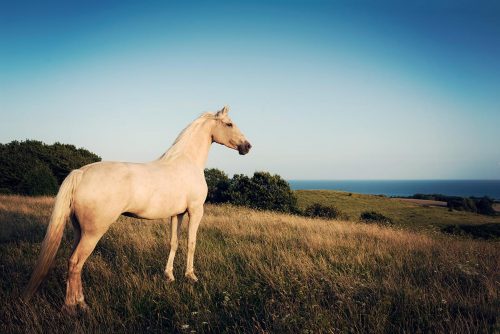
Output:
[
  {"xmin": 296, "ymin": 190, "xmax": 500, "ymax": 233},
  {"xmin": 0, "ymin": 194, "xmax": 499, "ymax": 333}
]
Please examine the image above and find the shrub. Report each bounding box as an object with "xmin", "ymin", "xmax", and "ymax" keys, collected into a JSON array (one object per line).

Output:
[
  {"xmin": 446, "ymin": 196, "xmax": 496, "ymax": 216},
  {"xmin": 360, "ymin": 211, "xmax": 393, "ymax": 225},
  {"xmin": 475, "ymin": 197, "xmax": 496, "ymax": 216},
  {"xmin": 441, "ymin": 223, "xmax": 500, "ymax": 240},
  {"xmin": 204, "ymin": 168, "xmax": 231, "ymax": 203},
  {"xmin": 304, "ymin": 203, "xmax": 344, "ymax": 220},
  {"xmin": 19, "ymin": 164, "xmax": 59, "ymax": 196},
  {"xmin": 0, "ymin": 140, "xmax": 101, "ymax": 195},
  {"xmin": 227, "ymin": 172, "xmax": 299, "ymax": 213}
]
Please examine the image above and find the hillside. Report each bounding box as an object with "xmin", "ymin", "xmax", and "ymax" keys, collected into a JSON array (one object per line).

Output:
[
  {"xmin": 295, "ymin": 190, "xmax": 500, "ymax": 233},
  {"xmin": 1, "ymin": 195, "xmax": 498, "ymax": 333}
]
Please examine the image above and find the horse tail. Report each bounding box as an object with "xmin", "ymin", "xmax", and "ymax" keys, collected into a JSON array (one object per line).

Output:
[{"xmin": 22, "ymin": 169, "xmax": 83, "ymax": 301}]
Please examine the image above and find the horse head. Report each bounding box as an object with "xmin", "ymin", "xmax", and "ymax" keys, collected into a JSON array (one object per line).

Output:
[{"xmin": 211, "ymin": 106, "xmax": 252, "ymax": 155}]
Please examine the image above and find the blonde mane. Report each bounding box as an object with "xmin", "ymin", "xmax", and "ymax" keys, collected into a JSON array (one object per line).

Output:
[{"xmin": 159, "ymin": 112, "xmax": 216, "ymax": 161}]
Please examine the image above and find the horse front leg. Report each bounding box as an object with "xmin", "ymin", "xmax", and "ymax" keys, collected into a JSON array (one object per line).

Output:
[
  {"xmin": 165, "ymin": 213, "xmax": 184, "ymax": 281},
  {"xmin": 185, "ymin": 206, "xmax": 203, "ymax": 282}
]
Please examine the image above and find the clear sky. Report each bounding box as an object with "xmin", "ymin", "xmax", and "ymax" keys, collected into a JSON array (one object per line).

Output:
[{"xmin": 1, "ymin": 0, "xmax": 499, "ymax": 179}]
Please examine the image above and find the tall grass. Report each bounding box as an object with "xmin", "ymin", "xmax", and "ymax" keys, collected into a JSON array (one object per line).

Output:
[{"xmin": 0, "ymin": 195, "xmax": 498, "ymax": 333}]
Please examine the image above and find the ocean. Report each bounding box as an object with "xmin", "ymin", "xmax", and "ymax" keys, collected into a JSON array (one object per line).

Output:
[{"xmin": 288, "ymin": 180, "xmax": 500, "ymax": 200}]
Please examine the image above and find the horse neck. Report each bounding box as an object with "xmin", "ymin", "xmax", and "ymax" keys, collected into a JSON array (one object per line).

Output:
[{"xmin": 159, "ymin": 119, "xmax": 213, "ymax": 169}]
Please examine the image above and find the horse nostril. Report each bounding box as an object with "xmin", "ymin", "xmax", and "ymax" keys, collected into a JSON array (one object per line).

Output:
[{"xmin": 246, "ymin": 142, "xmax": 252, "ymax": 150}]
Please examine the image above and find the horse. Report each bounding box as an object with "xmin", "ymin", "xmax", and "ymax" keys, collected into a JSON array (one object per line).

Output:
[{"xmin": 22, "ymin": 106, "xmax": 252, "ymax": 313}]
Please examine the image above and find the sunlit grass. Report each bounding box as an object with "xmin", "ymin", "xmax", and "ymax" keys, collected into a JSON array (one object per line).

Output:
[{"xmin": 1, "ymin": 195, "xmax": 498, "ymax": 333}]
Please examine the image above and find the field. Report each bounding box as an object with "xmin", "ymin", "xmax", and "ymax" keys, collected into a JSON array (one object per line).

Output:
[
  {"xmin": 1, "ymin": 194, "xmax": 499, "ymax": 333},
  {"xmin": 296, "ymin": 190, "xmax": 500, "ymax": 233}
]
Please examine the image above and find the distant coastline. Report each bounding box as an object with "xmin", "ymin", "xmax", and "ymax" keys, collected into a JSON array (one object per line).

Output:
[{"xmin": 288, "ymin": 180, "xmax": 500, "ymax": 200}]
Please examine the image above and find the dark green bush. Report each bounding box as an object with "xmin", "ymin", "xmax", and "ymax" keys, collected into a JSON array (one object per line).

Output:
[
  {"xmin": 475, "ymin": 197, "xmax": 496, "ymax": 215},
  {"xmin": 205, "ymin": 169, "xmax": 299, "ymax": 213},
  {"xmin": 304, "ymin": 203, "xmax": 345, "ymax": 220},
  {"xmin": 0, "ymin": 140, "xmax": 101, "ymax": 195},
  {"xmin": 205, "ymin": 168, "xmax": 231, "ymax": 203},
  {"xmin": 360, "ymin": 211, "xmax": 393, "ymax": 225},
  {"xmin": 19, "ymin": 164, "xmax": 59, "ymax": 196},
  {"xmin": 228, "ymin": 171, "xmax": 299, "ymax": 213},
  {"xmin": 408, "ymin": 194, "xmax": 495, "ymax": 216},
  {"xmin": 441, "ymin": 223, "xmax": 500, "ymax": 240}
]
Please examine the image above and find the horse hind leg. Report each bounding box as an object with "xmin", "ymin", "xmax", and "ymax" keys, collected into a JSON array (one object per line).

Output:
[
  {"xmin": 70, "ymin": 215, "xmax": 81, "ymax": 253},
  {"xmin": 62, "ymin": 226, "xmax": 108, "ymax": 315},
  {"xmin": 165, "ymin": 213, "xmax": 184, "ymax": 282}
]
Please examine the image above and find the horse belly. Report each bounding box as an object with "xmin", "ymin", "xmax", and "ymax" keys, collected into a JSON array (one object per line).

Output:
[{"xmin": 127, "ymin": 187, "xmax": 188, "ymax": 220}]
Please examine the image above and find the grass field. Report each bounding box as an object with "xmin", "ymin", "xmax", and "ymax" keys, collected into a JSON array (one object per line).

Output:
[
  {"xmin": 1, "ymin": 194, "xmax": 499, "ymax": 333},
  {"xmin": 295, "ymin": 190, "xmax": 500, "ymax": 233}
]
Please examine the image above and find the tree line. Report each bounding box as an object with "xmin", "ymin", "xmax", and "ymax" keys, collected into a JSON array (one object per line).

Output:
[
  {"xmin": 2, "ymin": 140, "xmax": 494, "ymax": 218},
  {"xmin": 408, "ymin": 193, "xmax": 496, "ymax": 216},
  {"xmin": 0, "ymin": 140, "xmax": 101, "ymax": 195}
]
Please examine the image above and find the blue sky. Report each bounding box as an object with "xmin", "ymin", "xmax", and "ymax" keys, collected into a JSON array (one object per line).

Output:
[{"xmin": 1, "ymin": 0, "xmax": 499, "ymax": 179}]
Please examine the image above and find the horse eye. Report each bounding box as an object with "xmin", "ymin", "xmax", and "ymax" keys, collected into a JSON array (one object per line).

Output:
[{"xmin": 226, "ymin": 123, "xmax": 233, "ymax": 127}]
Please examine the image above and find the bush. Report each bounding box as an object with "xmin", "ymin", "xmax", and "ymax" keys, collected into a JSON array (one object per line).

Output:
[
  {"xmin": 304, "ymin": 203, "xmax": 344, "ymax": 220},
  {"xmin": 447, "ymin": 196, "xmax": 496, "ymax": 216},
  {"xmin": 19, "ymin": 164, "xmax": 59, "ymax": 196},
  {"xmin": 204, "ymin": 168, "xmax": 231, "ymax": 203},
  {"xmin": 475, "ymin": 197, "xmax": 496, "ymax": 215},
  {"xmin": 360, "ymin": 211, "xmax": 393, "ymax": 225},
  {"xmin": 227, "ymin": 172, "xmax": 299, "ymax": 213},
  {"xmin": 447, "ymin": 197, "xmax": 477, "ymax": 212},
  {"xmin": 441, "ymin": 223, "xmax": 500, "ymax": 240},
  {"xmin": 0, "ymin": 140, "xmax": 101, "ymax": 195},
  {"xmin": 408, "ymin": 194, "xmax": 495, "ymax": 216},
  {"xmin": 205, "ymin": 169, "xmax": 299, "ymax": 213}
]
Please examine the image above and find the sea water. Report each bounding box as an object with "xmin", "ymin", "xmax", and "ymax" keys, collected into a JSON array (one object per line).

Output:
[{"xmin": 288, "ymin": 180, "xmax": 500, "ymax": 200}]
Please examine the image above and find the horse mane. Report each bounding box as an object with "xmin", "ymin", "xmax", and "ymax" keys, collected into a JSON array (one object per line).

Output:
[{"xmin": 158, "ymin": 112, "xmax": 216, "ymax": 161}]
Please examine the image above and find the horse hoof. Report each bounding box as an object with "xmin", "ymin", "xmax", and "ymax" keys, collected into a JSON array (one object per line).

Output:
[
  {"xmin": 79, "ymin": 301, "xmax": 90, "ymax": 313},
  {"xmin": 61, "ymin": 302, "xmax": 89, "ymax": 316},
  {"xmin": 61, "ymin": 304, "xmax": 78, "ymax": 316},
  {"xmin": 165, "ymin": 271, "xmax": 175, "ymax": 282},
  {"xmin": 185, "ymin": 272, "xmax": 198, "ymax": 283}
]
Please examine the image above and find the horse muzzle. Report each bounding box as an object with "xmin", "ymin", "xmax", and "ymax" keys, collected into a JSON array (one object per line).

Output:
[{"xmin": 237, "ymin": 141, "xmax": 252, "ymax": 155}]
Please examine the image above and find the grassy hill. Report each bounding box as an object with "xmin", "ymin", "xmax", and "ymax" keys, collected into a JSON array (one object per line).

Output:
[
  {"xmin": 295, "ymin": 190, "xmax": 500, "ymax": 233},
  {"xmin": 1, "ymin": 195, "xmax": 499, "ymax": 333}
]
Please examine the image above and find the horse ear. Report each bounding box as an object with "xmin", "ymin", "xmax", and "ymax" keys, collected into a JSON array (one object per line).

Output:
[{"xmin": 216, "ymin": 105, "xmax": 230, "ymax": 118}]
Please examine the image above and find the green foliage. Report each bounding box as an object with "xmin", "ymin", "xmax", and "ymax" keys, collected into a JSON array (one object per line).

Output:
[
  {"xmin": 19, "ymin": 163, "xmax": 59, "ymax": 196},
  {"xmin": 360, "ymin": 211, "xmax": 393, "ymax": 225},
  {"xmin": 408, "ymin": 194, "xmax": 496, "ymax": 216},
  {"xmin": 447, "ymin": 196, "xmax": 496, "ymax": 215},
  {"xmin": 0, "ymin": 140, "xmax": 101, "ymax": 195},
  {"xmin": 475, "ymin": 197, "xmax": 496, "ymax": 215},
  {"xmin": 204, "ymin": 168, "xmax": 231, "ymax": 203},
  {"xmin": 230, "ymin": 172, "xmax": 298, "ymax": 213},
  {"xmin": 304, "ymin": 203, "xmax": 345, "ymax": 220},
  {"xmin": 441, "ymin": 223, "xmax": 500, "ymax": 240},
  {"xmin": 204, "ymin": 169, "xmax": 299, "ymax": 213}
]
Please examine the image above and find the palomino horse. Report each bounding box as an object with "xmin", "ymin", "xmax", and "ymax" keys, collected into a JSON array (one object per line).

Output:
[{"xmin": 23, "ymin": 106, "xmax": 251, "ymax": 312}]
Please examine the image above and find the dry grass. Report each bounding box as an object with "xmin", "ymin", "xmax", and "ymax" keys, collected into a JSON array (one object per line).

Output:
[{"xmin": 0, "ymin": 194, "xmax": 499, "ymax": 333}]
